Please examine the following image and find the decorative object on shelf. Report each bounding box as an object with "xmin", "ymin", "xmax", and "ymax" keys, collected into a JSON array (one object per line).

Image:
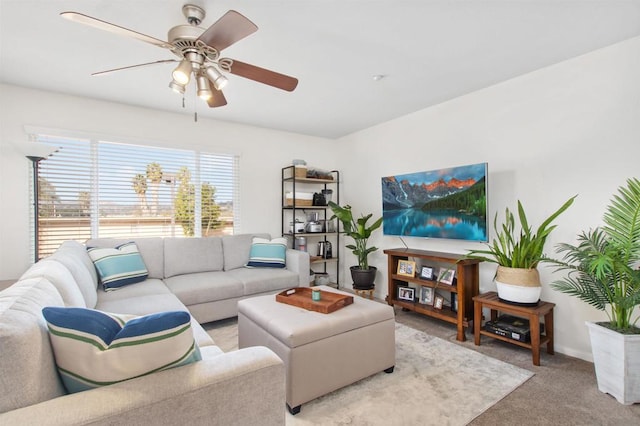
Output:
[
  {"xmin": 397, "ymin": 260, "xmax": 416, "ymax": 277},
  {"xmin": 321, "ymin": 189, "xmax": 333, "ymax": 204},
  {"xmin": 420, "ymin": 266, "xmax": 434, "ymax": 280},
  {"xmin": 285, "ymin": 191, "xmax": 313, "ymax": 206},
  {"xmin": 398, "ymin": 286, "xmax": 415, "ymax": 302},
  {"xmin": 291, "ymin": 159, "xmax": 308, "ymax": 178},
  {"xmin": 328, "ymin": 202, "xmax": 383, "ymax": 290},
  {"xmin": 294, "ymin": 236, "xmax": 306, "ymax": 252},
  {"xmin": 314, "ymin": 272, "xmax": 330, "ymax": 286},
  {"xmin": 437, "ymin": 268, "xmax": 455, "ymax": 285},
  {"xmin": 548, "ymin": 178, "xmax": 640, "ymax": 405},
  {"xmin": 289, "ymin": 219, "xmax": 305, "ymax": 233},
  {"xmin": 312, "ymin": 192, "xmax": 327, "ymax": 206},
  {"xmin": 420, "ymin": 287, "xmax": 434, "ymax": 305},
  {"xmin": 434, "ymin": 296, "xmax": 444, "ymax": 310},
  {"xmin": 317, "ymin": 241, "xmax": 332, "ymax": 259},
  {"xmin": 465, "ymin": 195, "xmax": 576, "ymax": 305},
  {"xmin": 306, "ymin": 167, "xmax": 335, "ymax": 180}
]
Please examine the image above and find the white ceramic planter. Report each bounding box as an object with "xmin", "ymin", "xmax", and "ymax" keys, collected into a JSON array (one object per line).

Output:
[
  {"xmin": 495, "ymin": 280, "xmax": 542, "ymax": 304},
  {"xmin": 586, "ymin": 321, "xmax": 640, "ymax": 405}
]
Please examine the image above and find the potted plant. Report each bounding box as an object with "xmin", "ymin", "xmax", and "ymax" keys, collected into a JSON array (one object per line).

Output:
[
  {"xmin": 328, "ymin": 202, "xmax": 383, "ymax": 289},
  {"xmin": 549, "ymin": 178, "xmax": 640, "ymax": 405},
  {"xmin": 466, "ymin": 195, "xmax": 576, "ymax": 304}
]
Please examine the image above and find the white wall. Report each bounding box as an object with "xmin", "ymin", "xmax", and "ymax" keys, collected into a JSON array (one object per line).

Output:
[
  {"xmin": 0, "ymin": 84, "xmax": 336, "ymax": 279},
  {"xmin": 336, "ymin": 36, "xmax": 640, "ymax": 361}
]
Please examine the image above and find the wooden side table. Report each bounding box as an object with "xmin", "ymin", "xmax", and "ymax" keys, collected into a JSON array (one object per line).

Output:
[{"xmin": 473, "ymin": 291, "xmax": 555, "ymax": 366}]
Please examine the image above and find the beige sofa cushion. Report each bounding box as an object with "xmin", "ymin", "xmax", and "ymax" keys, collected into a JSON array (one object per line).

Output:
[
  {"xmin": 164, "ymin": 271, "xmax": 244, "ymax": 305},
  {"xmin": 50, "ymin": 241, "xmax": 98, "ymax": 308},
  {"xmin": 96, "ymin": 278, "xmax": 171, "ymax": 304},
  {"xmin": 0, "ymin": 278, "xmax": 67, "ymax": 413},
  {"xmin": 164, "ymin": 238, "xmax": 224, "ymax": 278},
  {"xmin": 226, "ymin": 267, "xmax": 299, "ymax": 295},
  {"xmin": 20, "ymin": 259, "xmax": 86, "ymax": 307}
]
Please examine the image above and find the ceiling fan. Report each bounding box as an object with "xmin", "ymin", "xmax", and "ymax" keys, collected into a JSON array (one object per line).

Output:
[{"xmin": 60, "ymin": 4, "xmax": 298, "ymax": 108}]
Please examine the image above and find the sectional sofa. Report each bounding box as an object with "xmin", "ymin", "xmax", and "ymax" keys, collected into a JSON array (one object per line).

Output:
[{"xmin": 0, "ymin": 233, "xmax": 310, "ymax": 425}]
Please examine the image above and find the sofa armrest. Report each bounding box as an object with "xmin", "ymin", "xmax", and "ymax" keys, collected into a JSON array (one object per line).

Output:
[
  {"xmin": 0, "ymin": 346, "xmax": 285, "ymax": 426},
  {"xmin": 285, "ymin": 248, "xmax": 310, "ymax": 287}
]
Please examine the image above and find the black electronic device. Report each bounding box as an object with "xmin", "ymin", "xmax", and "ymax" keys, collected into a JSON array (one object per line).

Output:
[{"xmin": 484, "ymin": 314, "xmax": 545, "ymax": 343}]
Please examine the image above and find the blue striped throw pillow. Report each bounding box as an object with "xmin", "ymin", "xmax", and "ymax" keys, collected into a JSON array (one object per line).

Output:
[
  {"xmin": 87, "ymin": 242, "xmax": 148, "ymax": 291},
  {"xmin": 246, "ymin": 237, "xmax": 287, "ymax": 268},
  {"xmin": 42, "ymin": 307, "xmax": 202, "ymax": 394}
]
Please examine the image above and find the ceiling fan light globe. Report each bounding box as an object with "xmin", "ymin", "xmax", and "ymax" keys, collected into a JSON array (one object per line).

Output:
[
  {"xmin": 169, "ymin": 80, "xmax": 186, "ymax": 94},
  {"xmin": 214, "ymin": 75, "xmax": 228, "ymax": 90},
  {"xmin": 172, "ymin": 59, "xmax": 192, "ymax": 85},
  {"xmin": 205, "ymin": 66, "xmax": 228, "ymax": 90},
  {"xmin": 196, "ymin": 75, "xmax": 212, "ymax": 100}
]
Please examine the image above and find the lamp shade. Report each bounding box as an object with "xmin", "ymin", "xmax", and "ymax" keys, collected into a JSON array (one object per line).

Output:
[
  {"xmin": 172, "ymin": 59, "xmax": 192, "ymax": 85},
  {"xmin": 204, "ymin": 66, "xmax": 228, "ymax": 90}
]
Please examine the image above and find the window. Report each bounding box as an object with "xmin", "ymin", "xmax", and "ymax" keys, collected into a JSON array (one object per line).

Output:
[{"xmin": 31, "ymin": 133, "xmax": 239, "ymax": 259}]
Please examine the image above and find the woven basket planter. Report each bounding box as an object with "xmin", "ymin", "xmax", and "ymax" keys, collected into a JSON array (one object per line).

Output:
[{"xmin": 495, "ymin": 266, "xmax": 541, "ymax": 305}]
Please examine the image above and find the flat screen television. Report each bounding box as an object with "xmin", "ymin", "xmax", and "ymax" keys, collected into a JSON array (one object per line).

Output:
[{"xmin": 381, "ymin": 162, "xmax": 488, "ymax": 242}]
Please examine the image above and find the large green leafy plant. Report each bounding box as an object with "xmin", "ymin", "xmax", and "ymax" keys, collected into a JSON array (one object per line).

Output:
[
  {"xmin": 466, "ymin": 196, "xmax": 576, "ymax": 268},
  {"xmin": 550, "ymin": 178, "xmax": 640, "ymax": 332},
  {"xmin": 328, "ymin": 202, "xmax": 383, "ymax": 269}
]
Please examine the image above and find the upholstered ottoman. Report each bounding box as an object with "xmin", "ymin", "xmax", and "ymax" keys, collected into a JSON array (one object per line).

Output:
[{"xmin": 238, "ymin": 285, "xmax": 395, "ymax": 414}]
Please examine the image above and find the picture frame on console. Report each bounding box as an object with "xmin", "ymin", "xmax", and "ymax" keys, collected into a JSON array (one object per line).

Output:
[
  {"xmin": 398, "ymin": 286, "xmax": 415, "ymax": 302},
  {"xmin": 397, "ymin": 260, "xmax": 416, "ymax": 277},
  {"xmin": 438, "ymin": 268, "xmax": 455, "ymax": 285},
  {"xmin": 420, "ymin": 287, "xmax": 434, "ymax": 305},
  {"xmin": 420, "ymin": 266, "xmax": 434, "ymax": 280},
  {"xmin": 434, "ymin": 295, "xmax": 444, "ymax": 310}
]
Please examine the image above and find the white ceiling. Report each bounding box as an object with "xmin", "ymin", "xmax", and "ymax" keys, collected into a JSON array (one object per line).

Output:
[{"xmin": 1, "ymin": 1, "xmax": 640, "ymax": 139}]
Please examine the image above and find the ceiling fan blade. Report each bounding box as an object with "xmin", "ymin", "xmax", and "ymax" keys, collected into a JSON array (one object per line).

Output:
[
  {"xmin": 206, "ymin": 90, "xmax": 228, "ymax": 108},
  {"xmin": 196, "ymin": 10, "xmax": 258, "ymax": 52},
  {"xmin": 92, "ymin": 60, "xmax": 178, "ymax": 76},
  {"xmin": 60, "ymin": 12, "xmax": 171, "ymax": 49},
  {"xmin": 225, "ymin": 60, "xmax": 298, "ymax": 92}
]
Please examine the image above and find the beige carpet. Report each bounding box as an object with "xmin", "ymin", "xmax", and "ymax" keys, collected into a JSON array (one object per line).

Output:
[{"xmin": 205, "ymin": 319, "xmax": 533, "ymax": 425}]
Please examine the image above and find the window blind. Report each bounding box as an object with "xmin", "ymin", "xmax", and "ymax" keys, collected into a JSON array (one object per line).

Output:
[{"xmin": 32, "ymin": 133, "xmax": 238, "ymax": 259}]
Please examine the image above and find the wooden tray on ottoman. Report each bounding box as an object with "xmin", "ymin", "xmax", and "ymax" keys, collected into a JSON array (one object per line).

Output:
[{"xmin": 276, "ymin": 287, "xmax": 353, "ymax": 314}]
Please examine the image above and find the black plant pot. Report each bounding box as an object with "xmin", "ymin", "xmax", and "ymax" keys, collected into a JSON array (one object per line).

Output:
[{"xmin": 350, "ymin": 266, "xmax": 377, "ymax": 290}]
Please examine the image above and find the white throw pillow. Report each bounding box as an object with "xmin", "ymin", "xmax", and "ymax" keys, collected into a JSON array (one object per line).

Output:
[{"xmin": 42, "ymin": 307, "xmax": 201, "ymax": 393}]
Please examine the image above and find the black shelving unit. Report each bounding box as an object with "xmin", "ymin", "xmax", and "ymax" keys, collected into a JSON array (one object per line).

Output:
[{"xmin": 281, "ymin": 166, "xmax": 340, "ymax": 288}]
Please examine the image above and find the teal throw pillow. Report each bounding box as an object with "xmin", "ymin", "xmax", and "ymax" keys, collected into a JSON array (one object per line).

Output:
[
  {"xmin": 246, "ymin": 237, "xmax": 287, "ymax": 268},
  {"xmin": 87, "ymin": 242, "xmax": 148, "ymax": 291}
]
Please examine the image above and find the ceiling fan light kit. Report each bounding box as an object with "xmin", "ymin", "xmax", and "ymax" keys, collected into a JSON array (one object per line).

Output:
[{"xmin": 60, "ymin": 3, "xmax": 298, "ymax": 109}]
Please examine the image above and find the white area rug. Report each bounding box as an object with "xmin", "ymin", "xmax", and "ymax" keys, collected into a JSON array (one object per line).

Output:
[{"xmin": 205, "ymin": 321, "xmax": 534, "ymax": 425}]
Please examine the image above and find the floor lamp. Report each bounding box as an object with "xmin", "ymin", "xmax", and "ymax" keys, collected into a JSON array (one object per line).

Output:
[{"xmin": 23, "ymin": 143, "xmax": 59, "ymax": 263}]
